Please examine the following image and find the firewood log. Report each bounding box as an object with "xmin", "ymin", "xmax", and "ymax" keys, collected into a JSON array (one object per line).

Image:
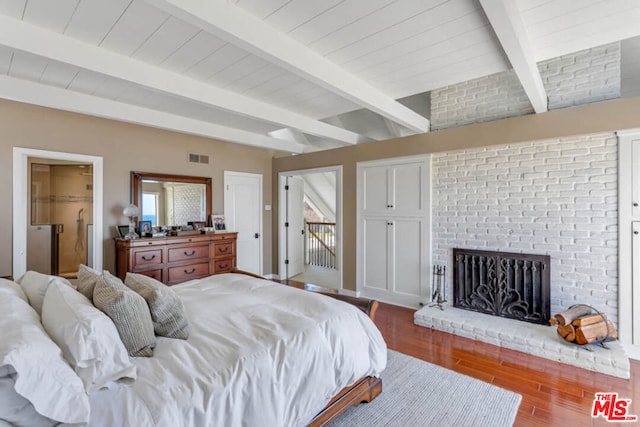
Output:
[
  {"xmin": 571, "ymin": 314, "xmax": 607, "ymax": 328},
  {"xmin": 554, "ymin": 305, "xmax": 592, "ymax": 326},
  {"xmin": 549, "ymin": 318, "xmax": 558, "ymax": 326},
  {"xmin": 557, "ymin": 324, "xmax": 576, "ymax": 342},
  {"xmin": 574, "ymin": 320, "xmax": 618, "ymax": 345}
]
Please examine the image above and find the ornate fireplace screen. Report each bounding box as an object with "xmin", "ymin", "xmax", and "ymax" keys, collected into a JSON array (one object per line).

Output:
[{"xmin": 453, "ymin": 249, "xmax": 550, "ymax": 325}]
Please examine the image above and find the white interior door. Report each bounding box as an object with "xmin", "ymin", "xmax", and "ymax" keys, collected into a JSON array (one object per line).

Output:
[
  {"xmin": 286, "ymin": 176, "xmax": 305, "ymax": 278},
  {"xmin": 224, "ymin": 171, "xmax": 262, "ymax": 275}
]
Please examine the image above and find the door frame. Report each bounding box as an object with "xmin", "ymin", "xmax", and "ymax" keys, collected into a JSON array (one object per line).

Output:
[
  {"xmin": 13, "ymin": 147, "xmax": 104, "ymax": 279},
  {"xmin": 278, "ymin": 166, "xmax": 343, "ymax": 292},
  {"xmin": 223, "ymin": 170, "xmax": 263, "ymax": 276}
]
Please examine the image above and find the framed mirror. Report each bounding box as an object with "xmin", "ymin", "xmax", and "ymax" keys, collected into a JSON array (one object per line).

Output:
[{"xmin": 131, "ymin": 172, "xmax": 212, "ymax": 227}]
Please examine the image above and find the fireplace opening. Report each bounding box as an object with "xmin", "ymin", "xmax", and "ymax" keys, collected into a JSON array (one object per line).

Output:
[{"xmin": 453, "ymin": 248, "xmax": 550, "ymax": 325}]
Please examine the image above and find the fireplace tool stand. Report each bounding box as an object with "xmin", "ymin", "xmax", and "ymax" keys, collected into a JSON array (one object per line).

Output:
[{"xmin": 429, "ymin": 265, "xmax": 447, "ymax": 310}]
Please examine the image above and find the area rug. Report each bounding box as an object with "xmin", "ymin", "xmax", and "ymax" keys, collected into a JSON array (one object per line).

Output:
[{"xmin": 332, "ymin": 350, "xmax": 522, "ymax": 427}]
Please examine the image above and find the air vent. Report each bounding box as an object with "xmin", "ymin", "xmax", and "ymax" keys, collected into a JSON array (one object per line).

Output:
[{"xmin": 188, "ymin": 153, "xmax": 210, "ymax": 164}]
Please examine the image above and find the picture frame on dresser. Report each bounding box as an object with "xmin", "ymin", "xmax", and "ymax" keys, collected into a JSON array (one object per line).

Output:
[
  {"xmin": 188, "ymin": 221, "xmax": 206, "ymax": 230},
  {"xmin": 211, "ymin": 214, "xmax": 226, "ymax": 231},
  {"xmin": 116, "ymin": 225, "xmax": 129, "ymax": 238},
  {"xmin": 138, "ymin": 220, "xmax": 152, "ymax": 237}
]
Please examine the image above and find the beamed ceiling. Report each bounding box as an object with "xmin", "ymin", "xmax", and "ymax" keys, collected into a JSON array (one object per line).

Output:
[{"xmin": 0, "ymin": 0, "xmax": 639, "ymax": 153}]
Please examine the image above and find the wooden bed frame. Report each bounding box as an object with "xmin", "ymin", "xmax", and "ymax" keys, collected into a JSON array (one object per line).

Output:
[{"xmin": 231, "ymin": 269, "xmax": 383, "ymax": 426}]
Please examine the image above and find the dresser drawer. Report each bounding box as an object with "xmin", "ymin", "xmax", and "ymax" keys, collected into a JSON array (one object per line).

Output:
[
  {"xmin": 168, "ymin": 245, "xmax": 209, "ymax": 263},
  {"xmin": 134, "ymin": 269, "xmax": 163, "ymax": 282},
  {"xmin": 213, "ymin": 258, "xmax": 234, "ymax": 274},
  {"xmin": 133, "ymin": 249, "xmax": 163, "ymax": 268},
  {"xmin": 168, "ymin": 262, "xmax": 209, "ymax": 283},
  {"xmin": 213, "ymin": 242, "xmax": 234, "ymax": 258}
]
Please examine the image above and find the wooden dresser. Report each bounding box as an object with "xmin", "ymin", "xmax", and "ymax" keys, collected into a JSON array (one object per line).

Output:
[{"xmin": 115, "ymin": 232, "xmax": 237, "ymax": 286}]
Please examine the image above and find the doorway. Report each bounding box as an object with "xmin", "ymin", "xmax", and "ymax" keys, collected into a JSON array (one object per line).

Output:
[
  {"xmin": 13, "ymin": 148, "xmax": 103, "ymax": 279},
  {"xmin": 28, "ymin": 161, "xmax": 94, "ymax": 277},
  {"xmin": 224, "ymin": 171, "xmax": 263, "ymax": 275},
  {"xmin": 278, "ymin": 166, "xmax": 342, "ymax": 291}
]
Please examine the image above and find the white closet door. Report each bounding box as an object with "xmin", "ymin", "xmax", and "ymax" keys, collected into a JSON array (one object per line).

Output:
[
  {"xmin": 362, "ymin": 217, "xmax": 389, "ymax": 291},
  {"xmin": 392, "ymin": 162, "xmax": 426, "ymax": 215},
  {"xmin": 390, "ymin": 218, "xmax": 424, "ymax": 297},
  {"xmin": 634, "ymin": 221, "xmax": 640, "ymax": 345},
  {"xmin": 361, "ymin": 165, "xmax": 389, "ymax": 214}
]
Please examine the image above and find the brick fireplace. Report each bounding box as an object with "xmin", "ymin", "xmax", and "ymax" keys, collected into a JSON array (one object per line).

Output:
[{"xmin": 416, "ymin": 132, "xmax": 627, "ymax": 378}]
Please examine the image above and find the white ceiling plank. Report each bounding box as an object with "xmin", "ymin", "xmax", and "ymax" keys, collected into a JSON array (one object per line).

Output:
[
  {"xmin": 326, "ymin": 0, "xmax": 479, "ymax": 66},
  {"xmin": 286, "ymin": 0, "xmax": 396, "ymax": 46},
  {"xmin": 64, "ymin": 0, "xmax": 132, "ymax": 45},
  {"xmin": 355, "ymin": 26, "xmax": 496, "ymax": 81},
  {"xmin": 161, "ymin": 31, "xmax": 226, "ymax": 72},
  {"xmin": 208, "ymin": 54, "xmax": 270, "ymax": 88},
  {"xmin": 0, "ymin": 74, "xmax": 304, "ymax": 153},
  {"xmin": 66, "ymin": 70, "xmax": 108, "ymax": 94},
  {"xmin": 0, "ymin": 0, "xmax": 26, "ymax": 19},
  {"xmin": 263, "ymin": 0, "xmax": 343, "ymax": 34},
  {"xmin": 145, "ymin": 0, "xmax": 431, "ymax": 132},
  {"xmin": 479, "ymin": 0, "xmax": 548, "ymax": 113},
  {"xmin": 342, "ymin": 12, "xmax": 489, "ymax": 74},
  {"xmin": 131, "ymin": 16, "xmax": 201, "ymax": 65},
  {"xmin": 100, "ymin": 0, "xmax": 170, "ymax": 56},
  {"xmin": 231, "ymin": 64, "xmax": 287, "ymax": 93},
  {"xmin": 183, "ymin": 43, "xmax": 245, "ymax": 80},
  {"xmin": 22, "ymin": 0, "xmax": 79, "ymax": 33},
  {"xmin": 234, "ymin": 0, "xmax": 290, "ymax": 20},
  {"xmin": 0, "ymin": 15, "xmax": 365, "ymax": 145},
  {"xmin": 530, "ymin": 6, "xmax": 640, "ymax": 60}
]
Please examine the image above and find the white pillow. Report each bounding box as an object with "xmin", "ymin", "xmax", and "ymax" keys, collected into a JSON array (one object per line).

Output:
[
  {"xmin": 0, "ymin": 374, "xmax": 56, "ymax": 427},
  {"xmin": 0, "ymin": 278, "xmax": 28, "ymax": 303},
  {"xmin": 42, "ymin": 280, "xmax": 137, "ymax": 393},
  {"xmin": 0, "ymin": 291, "xmax": 90, "ymax": 424},
  {"xmin": 18, "ymin": 271, "xmax": 74, "ymax": 316}
]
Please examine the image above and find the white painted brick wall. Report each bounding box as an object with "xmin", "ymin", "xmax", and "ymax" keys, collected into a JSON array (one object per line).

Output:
[
  {"xmin": 431, "ymin": 133, "xmax": 619, "ymax": 326},
  {"xmin": 430, "ymin": 42, "xmax": 621, "ymax": 130},
  {"xmin": 540, "ymin": 42, "xmax": 620, "ymax": 109},
  {"xmin": 430, "ymin": 70, "xmax": 533, "ymax": 131}
]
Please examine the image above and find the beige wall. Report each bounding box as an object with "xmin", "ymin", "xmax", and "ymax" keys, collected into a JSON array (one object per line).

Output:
[
  {"xmin": 1, "ymin": 99, "xmax": 277, "ymax": 277},
  {"xmin": 273, "ymin": 97, "xmax": 640, "ymax": 291}
]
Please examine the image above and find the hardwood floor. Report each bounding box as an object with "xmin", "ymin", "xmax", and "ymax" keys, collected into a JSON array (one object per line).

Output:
[{"xmin": 374, "ymin": 302, "xmax": 640, "ymax": 427}]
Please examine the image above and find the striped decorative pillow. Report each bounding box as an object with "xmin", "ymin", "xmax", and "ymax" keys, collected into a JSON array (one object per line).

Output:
[
  {"xmin": 125, "ymin": 273, "xmax": 190, "ymax": 340},
  {"xmin": 93, "ymin": 271, "xmax": 156, "ymax": 357}
]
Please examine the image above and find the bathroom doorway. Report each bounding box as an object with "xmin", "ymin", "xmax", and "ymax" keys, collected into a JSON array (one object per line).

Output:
[
  {"xmin": 13, "ymin": 148, "xmax": 103, "ymax": 279},
  {"xmin": 28, "ymin": 161, "xmax": 94, "ymax": 277}
]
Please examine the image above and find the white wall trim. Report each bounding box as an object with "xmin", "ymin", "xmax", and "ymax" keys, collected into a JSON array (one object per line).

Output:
[
  {"xmin": 223, "ymin": 170, "xmax": 263, "ymax": 276},
  {"xmin": 13, "ymin": 147, "xmax": 103, "ymax": 279},
  {"xmin": 618, "ymin": 128, "xmax": 640, "ymax": 359},
  {"xmin": 278, "ymin": 166, "xmax": 343, "ymax": 292}
]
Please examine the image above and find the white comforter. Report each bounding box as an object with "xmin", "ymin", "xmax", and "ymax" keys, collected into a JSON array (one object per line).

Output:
[{"xmin": 89, "ymin": 274, "xmax": 387, "ymax": 427}]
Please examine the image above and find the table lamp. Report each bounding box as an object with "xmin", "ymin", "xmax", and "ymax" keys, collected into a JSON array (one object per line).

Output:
[{"xmin": 123, "ymin": 203, "xmax": 140, "ymax": 240}]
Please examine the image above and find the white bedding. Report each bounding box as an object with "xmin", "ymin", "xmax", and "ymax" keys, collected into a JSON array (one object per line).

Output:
[{"xmin": 89, "ymin": 274, "xmax": 387, "ymax": 427}]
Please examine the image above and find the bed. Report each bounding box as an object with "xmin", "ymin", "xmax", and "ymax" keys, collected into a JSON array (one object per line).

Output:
[{"xmin": 0, "ymin": 270, "xmax": 386, "ymax": 427}]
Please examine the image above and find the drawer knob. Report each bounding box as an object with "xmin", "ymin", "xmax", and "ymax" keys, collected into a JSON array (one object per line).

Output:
[
  {"xmin": 184, "ymin": 268, "xmax": 196, "ymax": 275},
  {"xmin": 141, "ymin": 255, "xmax": 156, "ymax": 261},
  {"xmin": 183, "ymin": 250, "xmax": 196, "ymax": 257},
  {"xmin": 218, "ymin": 247, "xmax": 229, "ymax": 253},
  {"xmin": 218, "ymin": 263, "xmax": 228, "ymax": 269}
]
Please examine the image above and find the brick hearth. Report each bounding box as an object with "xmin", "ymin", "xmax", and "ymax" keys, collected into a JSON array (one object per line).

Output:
[{"xmin": 414, "ymin": 305, "xmax": 630, "ymax": 379}]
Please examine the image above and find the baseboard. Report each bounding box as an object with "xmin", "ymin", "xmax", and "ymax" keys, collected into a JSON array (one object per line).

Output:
[{"xmin": 264, "ymin": 274, "xmax": 280, "ymax": 280}]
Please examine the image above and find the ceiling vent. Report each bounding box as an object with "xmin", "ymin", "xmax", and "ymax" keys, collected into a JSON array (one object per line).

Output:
[{"xmin": 188, "ymin": 153, "xmax": 210, "ymax": 164}]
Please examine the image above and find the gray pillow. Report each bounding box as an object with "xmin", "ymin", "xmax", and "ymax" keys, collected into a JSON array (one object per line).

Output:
[
  {"xmin": 93, "ymin": 271, "xmax": 156, "ymax": 357},
  {"xmin": 125, "ymin": 273, "xmax": 189, "ymax": 340},
  {"xmin": 76, "ymin": 264, "xmax": 101, "ymax": 301}
]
